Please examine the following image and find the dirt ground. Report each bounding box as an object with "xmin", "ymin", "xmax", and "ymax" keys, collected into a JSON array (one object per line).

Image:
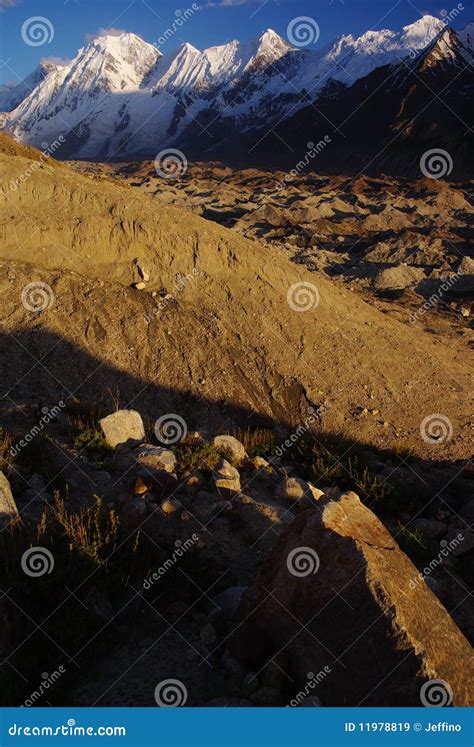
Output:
[{"xmin": 0, "ymin": 139, "xmax": 472, "ymax": 460}]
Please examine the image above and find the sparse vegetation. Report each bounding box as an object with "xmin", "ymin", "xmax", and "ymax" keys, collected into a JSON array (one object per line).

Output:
[
  {"xmin": 54, "ymin": 495, "xmax": 120, "ymax": 564},
  {"xmin": 0, "ymin": 405, "xmax": 470, "ymax": 707},
  {"xmin": 0, "ymin": 492, "xmax": 158, "ymax": 706},
  {"xmin": 65, "ymin": 399, "xmax": 103, "ymax": 433},
  {"xmin": 394, "ymin": 442, "xmax": 417, "ymax": 461},
  {"xmin": 346, "ymin": 459, "xmax": 395, "ymax": 511},
  {"xmin": 105, "ymin": 386, "xmax": 122, "ymax": 413},
  {"xmin": 232, "ymin": 427, "xmax": 277, "ymax": 457},
  {"xmin": 73, "ymin": 427, "xmax": 112, "ymax": 460},
  {"xmin": 236, "ymin": 429, "xmax": 426, "ymax": 516},
  {"xmin": 1, "ymin": 41, "xmax": 472, "ymax": 709},
  {"xmin": 396, "ymin": 524, "xmax": 436, "ymax": 566},
  {"xmin": 175, "ymin": 440, "xmax": 222, "ymax": 472}
]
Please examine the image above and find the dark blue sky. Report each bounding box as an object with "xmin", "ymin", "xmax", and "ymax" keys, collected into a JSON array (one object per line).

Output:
[{"xmin": 0, "ymin": 0, "xmax": 471, "ymax": 85}]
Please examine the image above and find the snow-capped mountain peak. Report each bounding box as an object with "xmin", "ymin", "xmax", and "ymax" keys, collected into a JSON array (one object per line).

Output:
[
  {"xmin": 320, "ymin": 15, "xmax": 447, "ymax": 83},
  {"xmin": 255, "ymin": 28, "xmax": 293, "ymax": 57},
  {"xmin": 242, "ymin": 28, "xmax": 294, "ymax": 72},
  {"xmin": 0, "ymin": 58, "xmax": 65, "ymax": 113},
  {"xmin": 90, "ymin": 31, "xmax": 158, "ymax": 62},
  {"xmin": 417, "ymin": 26, "xmax": 473, "ymax": 69},
  {"xmin": 400, "ymin": 14, "xmax": 445, "ymax": 43},
  {"xmin": 144, "ymin": 28, "xmax": 292, "ymax": 94},
  {"xmin": 200, "ymin": 29, "xmax": 292, "ymax": 84},
  {"xmin": 299, "ymin": 20, "xmax": 415, "ymax": 90},
  {"xmin": 144, "ymin": 42, "xmax": 203, "ymax": 92},
  {"xmin": 259, "ymin": 28, "xmax": 283, "ymax": 43},
  {"xmin": 1, "ymin": 15, "xmax": 472, "ymax": 160},
  {"xmin": 77, "ymin": 31, "xmax": 160, "ymax": 90}
]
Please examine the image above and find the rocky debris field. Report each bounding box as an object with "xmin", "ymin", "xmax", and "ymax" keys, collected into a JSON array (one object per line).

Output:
[
  {"xmin": 1, "ymin": 138, "xmax": 473, "ymax": 462},
  {"xmin": 73, "ymin": 160, "xmax": 474, "ymax": 322},
  {"xmin": 1, "ymin": 407, "xmax": 473, "ymax": 707},
  {"xmin": 0, "ymin": 134, "xmax": 473, "ymax": 709}
]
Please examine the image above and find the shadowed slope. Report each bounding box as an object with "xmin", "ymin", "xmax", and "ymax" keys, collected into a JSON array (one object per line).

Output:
[{"xmin": 0, "ymin": 140, "xmax": 472, "ymax": 458}]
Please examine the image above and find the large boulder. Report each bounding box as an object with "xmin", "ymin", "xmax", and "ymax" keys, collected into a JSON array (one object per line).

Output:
[
  {"xmin": 133, "ymin": 444, "xmax": 177, "ymax": 474},
  {"xmin": 375, "ymin": 264, "xmax": 425, "ymax": 291},
  {"xmin": 0, "ymin": 472, "xmax": 18, "ymax": 524},
  {"xmin": 99, "ymin": 409, "xmax": 145, "ymax": 448},
  {"xmin": 213, "ymin": 435, "xmax": 247, "ymax": 465},
  {"xmin": 229, "ymin": 491, "xmax": 473, "ymax": 706},
  {"xmin": 212, "ymin": 459, "xmax": 241, "ymax": 495}
]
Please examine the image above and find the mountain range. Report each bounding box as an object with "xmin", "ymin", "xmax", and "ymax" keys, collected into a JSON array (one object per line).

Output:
[{"xmin": 1, "ymin": 15, "xmax": 473, "ymax": 173}]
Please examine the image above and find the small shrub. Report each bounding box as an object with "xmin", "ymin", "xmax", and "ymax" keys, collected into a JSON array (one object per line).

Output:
[
  {"xmin": 310, "ymin": 448, "xmax": 346, "ymax": 485},
  {"xmin": 0, "ymin": 490, "xmax": 153, "ymax": 705},
  {"xmin": 396, "ymin": 524, "xmax": 436, "ymax": 566},
  {"xmin": 232, "ymin": 427, "xmax": 277, "ymax": 457},
  {"xmin": 175, "ymin": 441, "xmax": 221, "ymax": 472},
  {"xmin": 105, "ymin": 385, "xmax": 122, "ymax": 413},
  {"xmin": 73, "ymin": 428, "xmax": 112, "ymax": 461},
  {"xmin": 395, "ymin": 442, "xmax": 416, "ymax": 461},
  {"xmin": 65, "ymin": 399, "xmax": 102, "ymax": 433},
  {"xmin": 279, "ymin": 435, "xmax": 402, "ymax": 514},
  {"xmin": 54, "ymin": 495, "xmax": 120, "ymax": 564},
  {"xmin": 347, "ymin": 459, "xmax": 395, "ymax": 512}
]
